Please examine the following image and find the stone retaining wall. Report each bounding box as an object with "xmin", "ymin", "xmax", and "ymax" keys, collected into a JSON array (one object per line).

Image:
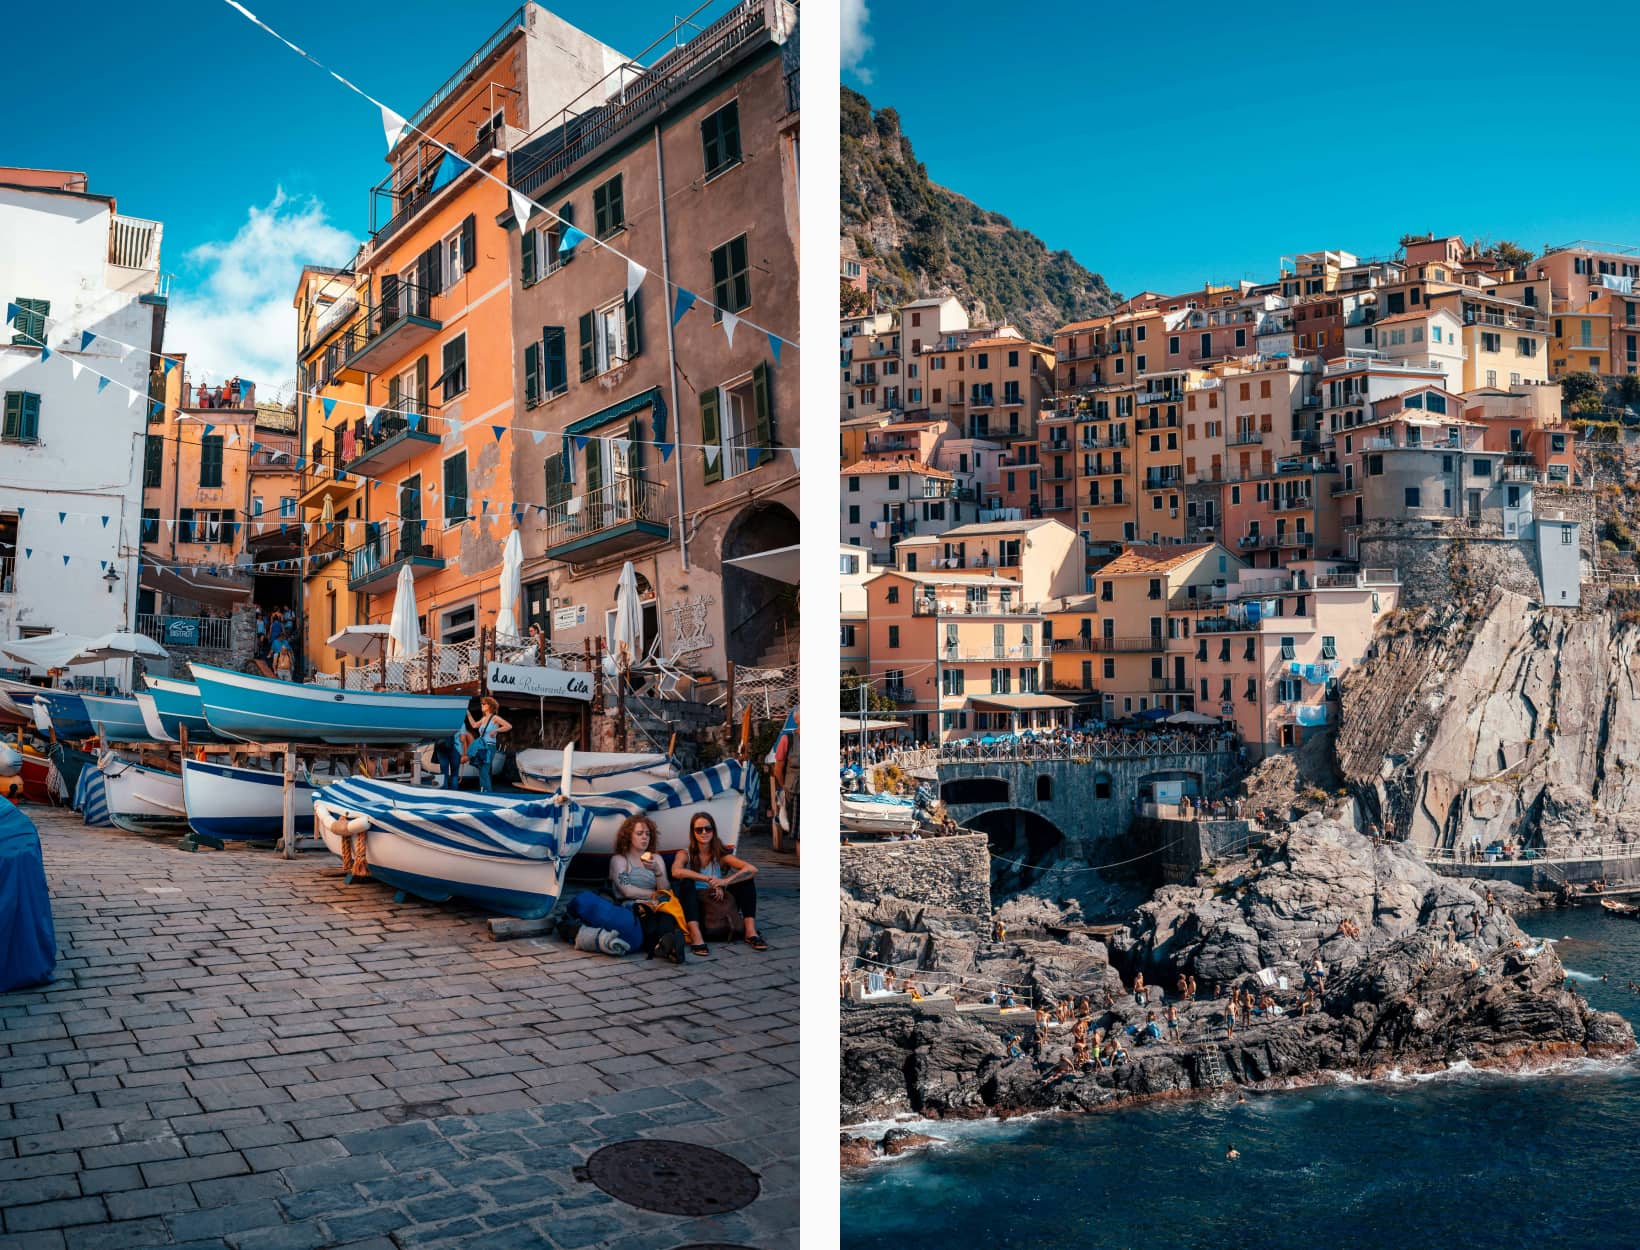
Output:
[{"xmin": 840, "ymin": 832, "xmax": 992, "ymax": 917}]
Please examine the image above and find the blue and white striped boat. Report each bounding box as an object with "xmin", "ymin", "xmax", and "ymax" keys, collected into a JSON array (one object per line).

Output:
[
  {"xmin": 145, "ymin": 678, "xmax": 224, "ymax": 743},
  {"xmin": 35, "ymin": 690, "xmax": 94, "ymax": 739},
  {"xmin": 72, "ymin": 763, "xmax": 111, "ymax": 826},
  {"xmin": 181, "ymin": 759, "xmax": 320, "ymax": 841},
  {"xmin": 514, "ymin": 748, "xmax": 675, "ymax": 794},
  {"xmin": 313, "ymin": 761, "xmax": 750, "ymax": 916},
  {"xmin": 81, "ymin": 694, "xmax": 153, "ymax": 744},
  {"xmin": 190, "ymin": 663, "xmax": 469, "ymax": 745}
]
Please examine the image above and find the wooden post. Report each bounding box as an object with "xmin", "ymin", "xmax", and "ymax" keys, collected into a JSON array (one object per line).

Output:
[
  {"xmin": 726, "ymin": 661, "xmax": 736, "ymax": 728},
  {"xmin": 615, "ymin": 659, "xmax": 628, "ymax": 752},
  {"xmin": 280, "ymin": 746, "xmax": 296, "ymax": 859},
  {"xmin": 424, "ymin": 638, "xmax": 434, "ymax": 694},
  {"xmin": 480, "ymin": 626, "xmax": 490, "ymax": 696},
  {"xmin": 411, "ymin": 749, "xmax": 422, "ymax": 786},
  {"xmin": 178, "ymin": 723, "xmax": 188, "ymax": 759}
]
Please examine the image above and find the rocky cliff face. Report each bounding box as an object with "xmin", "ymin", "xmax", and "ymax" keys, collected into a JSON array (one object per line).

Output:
[
  {"xmin": 1336, "ymin": 588, "xmax": 1640, "ymax": 853},
  {"xmin": 840, "ymin": 813, "xmax": 1632, "ymax": 1126}
]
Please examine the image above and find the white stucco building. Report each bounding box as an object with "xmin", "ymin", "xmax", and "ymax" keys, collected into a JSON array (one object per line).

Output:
[{"xmin": 0, "ymin": 169, "xmax": 166, "ymax": 665}]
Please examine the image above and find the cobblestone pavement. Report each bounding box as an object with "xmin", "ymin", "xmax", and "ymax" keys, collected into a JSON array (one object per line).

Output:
[{"xmin": 0, "ymin": 808, "xmax": 799, "ymax": 1249}]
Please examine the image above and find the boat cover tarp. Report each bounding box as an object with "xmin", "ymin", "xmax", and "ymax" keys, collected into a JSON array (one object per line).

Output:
[
  {"xmin": 322, "ymin": 777, "xmax": 594, "ymax": 861},
  {"xmin": 73, "ymin": 764, "xmax": 111, "ymax": 826},
  {"xmin": 0, "ymin": 803, "xmax": 55, "ymax": 991},
  {"xmin": 576, "ymin": 760, "xmax": 750, "ymax": 825}
]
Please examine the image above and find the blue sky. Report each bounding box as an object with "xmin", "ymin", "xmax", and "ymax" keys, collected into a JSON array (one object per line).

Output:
[
  {"xmin": 842, "ymin": 0, "xmax": 1640, "ymax": 301},
  {"xmin": 7, "ymin": 1, "xmax": 730, "ymax": 388}
]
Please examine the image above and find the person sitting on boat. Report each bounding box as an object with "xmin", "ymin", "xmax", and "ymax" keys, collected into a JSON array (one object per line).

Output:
[
  {"xmin": 461, "ymin": 697, "xmax": 511, "ymax": 794},
  {"xmin": 609, "ymin": 815, "xmax": 671, "ymax": 902},
  {"xmin": 670, "ymin": 811, "xmax": 767, "ymax": 956}
]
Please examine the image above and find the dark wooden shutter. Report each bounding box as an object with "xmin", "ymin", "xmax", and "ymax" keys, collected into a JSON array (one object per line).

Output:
[
  {"xmin": 544, "ymin": 452, "xmax": 570, "ymax": 506},
  {"xmin": 414, "ymin": 356, "xmax": 429, "ymax": 411},
  {"xmin": 460, "ymin": 214, "xmax": 477, "ymax": 272},
  {"xmin": 379, "ymin": 273, "xmax": 399, "ymax": 323},
  {"xmin": 624, "ymin": 289, "xmax": 642, "ymax": 361},
  {"xmin": 544, "ymin": 327, "xmax": 567, "ymax": 394},
  {"xmin": 583, "ymin": 438, "xmax": 602, "ymax": 499},
  {"xmin": 752, "ymin": 360, "xmax": 773, "ymax": 451},
  {"xmin": 443, "ymin": 453, "xmax": 467, "ymax": 521},
  {"xmin": 144, "ymin": 434, "xmax": 163, "ymax": 486},
  {"xmin": 558, "ymin": 202, "xmax": 575, "ymax": 267},
  {"xmin": 628, "ymin": 415, "xmax": 644, "ymax": 475},
  {"xmin": 2, "ymin": 394, "xmax": 19, "ymax": 441},
  {"xmin": 578, "ymin": 312, "xmax": 595, "ymax": 380},
  {"xmin": 608, "ymin": 174, "xmax": 623, "ymax": 231},
  {"xmin": 20, "ymin": 393, "xmax": 38, "ymax": 441},
  {"xmin": 523, "ymin": 342, "xmax": 541, "ymax": 407},
  {"xmin": 521, "ymin": 228, "xmax": 537, "ymax": 285},
  {"xmin": 700, "ymin": 388, "xmax": 722, "ymax": 484},
  {"xmin": 179, "ymin": 508, "xmax": 195, "ymax": 544},
  {"xmin": 387, "ymin": 373, "xmax": 401, "ymax": 417},
  {"xmin": 711, "ymin": 243, "xmax": 729, "ymax": 309},
  {"xmin": 418, "ymin": 244, "xmax": 442, "ymax": 301},
  {"xmin": 221, "ymin": 509, "xmax": 237, "ymax": 544}
]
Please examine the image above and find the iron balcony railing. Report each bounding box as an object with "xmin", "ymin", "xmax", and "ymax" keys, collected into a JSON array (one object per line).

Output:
[
  {"xmin": 347, "ymin": 398, "xmax": 443, "ymax": 460},
  {"xmin": 1052, "ymin": 636, "xmax": 1168, "ymax": 653},
  {"xmin": 135, "ymin": 613, "xmax": 233, "ymax": 651},
  {"xmin": 346, "ymin": 522, "xmax": 446, "ymax": 586},
  {"xmin": 542, "ymin": 475, "xmax": 670, "ymax": 551},
  {"xmin": 945, "ymin": 646, "xmax": 1047, "ymax": 662},
  {"xmin": 339, "ymin": 281, "xmax": 445, "ymax": 359}
]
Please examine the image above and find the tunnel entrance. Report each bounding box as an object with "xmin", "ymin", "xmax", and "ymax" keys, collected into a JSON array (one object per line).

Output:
[
  {"xmin": 941, "ymin": 776, "xmax": 1011, "ymax": 805},
  {"xmin": 967, "ymin": 808, "xmax": 1067, "ymax": 894}
]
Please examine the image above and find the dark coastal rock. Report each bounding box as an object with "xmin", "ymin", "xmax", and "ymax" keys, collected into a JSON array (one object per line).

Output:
[
  {"xmin": 839, "ymin": 1128, "xmax": 945, "ymax": 1170},
  {"xmin": 841, "ymin": 812, "xmax": 1635, "ymax": 1125}
]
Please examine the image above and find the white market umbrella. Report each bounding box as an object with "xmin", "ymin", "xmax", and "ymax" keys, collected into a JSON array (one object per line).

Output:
[
  {"xmin": 387, "ymin": 565, "xmax": 423, "ymax": 660},
  {"xmin": 326, "ymin": 624, "xmax": 391, "ymax": 659},
  {"xmin": 65, "ymin": 631, "xmax": 170, "ymax": 665},
  {"xmin": 496, "ymin": 530, "xmax": 523, "ymax": 637},
  {"xmin": 0, "ymin": 632, "xmax": 98, "ymax": 672},
  {"xmin": 608, "ymin": 560, "xmax": 642, "ymax": 668},
  {"xmin": 1165, "ymin": 710, "xmax": 1220, "ymax": 726}
]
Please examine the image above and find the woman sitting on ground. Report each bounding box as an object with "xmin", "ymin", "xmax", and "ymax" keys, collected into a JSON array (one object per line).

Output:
[
  {"xmin": 609, "ymin": 814, "xmax": 671, "ymax": 902},
  {"xmin": 670, "ymin": 811, "xmax": 767, "ymax": 956}
]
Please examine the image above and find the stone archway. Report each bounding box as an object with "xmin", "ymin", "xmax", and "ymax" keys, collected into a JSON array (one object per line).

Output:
[
  {"xmin": 721, "ymin": 501, "xmax": 800, "ymax": 667},
  {"xmin": 965, "ymin": 807, "xmax": 1067, "ymax": 894}
]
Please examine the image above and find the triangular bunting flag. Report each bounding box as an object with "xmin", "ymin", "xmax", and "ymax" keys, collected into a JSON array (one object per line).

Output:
[
  {"xmin": 165, "ymin": 520, "xmax": 175, "ymax": 536},
  {"xmin": 659, "ymin": 441, "xmax": 675, "ymax": 463},
  {"xmin": 117, "ymin": 341, "xmax": 134, "ymax": 360},
  {"xmin": 407, "ymin": 412, "xmax": 422, "ymax": 432},
  {"xmin": 627, "ymin": 259, "xmax": 647, "ymax": 300},
  {"xmin": 39, "ymin": 345, "xmax": 51, "ymax": 363},
  {"xmin": 70, "ymin": 361, "xmax": 83, "ymax": 382},
  {"xmin": 481, "ymin": 500, "xmax": 490, "ymax": 514},
  {"xmin": 791, "ymin": 448, "xmax": 801, "ymax": 471},
  {"xmin": 768, "ymin": 332, "xmax": 782, "ymax": 363},
  {"xmin": 573, "ymin": 436, "xmax": 589, "ymax": 453},
  {"xmin": 100, "ymin": 516, "xmax": 109, "ymax": 528},
  {"xmin": 61, "ymin": 555, "xmax": 69, "ymax": 566},
  {"xmin": 381, "ymin": 104, "xmax": 408, "ymax": 152},
  {"xmin": 322, "ymin": 398, "xmax": 336, "ymax": 419},
  {"xmin": 99, "ymin": 561, "xmax": 107, "ymax": 572},
  {"xmin": 492, "ymin": 425, "xmax": 506, "ymax": 442},
  {"xmin": 722, "ymin": 310, "xmax": 740, "ymax": 348},
  {"xmin": 80, "ymin": 330, "xmax": 95, "ymax": 351},
  {"xmin": 150, "ymin": 400, "xmax": 163, "ymax": 418},
  {"xmin": 704, "ymin": 444, "xmax": 720, "ymax": 471},
  {"xmin": 97, "ymin": 376, "xmax": 111, "ymax": 394},
  {"xmin": 511, "ymin": 189, "xmax": 534, "ymax": 228},
  {"xmin": 3, "ymin": 303, "xmax": 16, "ymax": 326},
  {"xmin": 241, "ymin": 378, "xmax": 253, "ymax": 399},
  {"xmin": 57, "ymin": 512, "xmax": 65, "ymax": 524},
  {"xmin": 672, "ymin": 288, "xmax": 696, "ymax": 326},
  {"xmin": 128, "ymin": 389, "xmax": 141, "ymax": 409},
  {"xmin": 250, "ymin": 441, "xmax": 262, "ymax": 454},
  {"xmin": 558, "ymin": 225, "xmax": 587, "ymax": 256},
  {"xmin": 530, "ymin": 429, "xmax": 548, "ymax": 446},
  {"xmin": 22, "ymin": 549, "xmax": 30, "ymax": 560},
  {"xmin": 203, "ymin": 424, "xmax": 215, "ymax": 439},
  {"xmin": 227, "ymin": 429, "xmax": 239, "ymax": 446},
  {"xmin": 162, "ymin": 357, "xmax": 178, "ymax": 376}
]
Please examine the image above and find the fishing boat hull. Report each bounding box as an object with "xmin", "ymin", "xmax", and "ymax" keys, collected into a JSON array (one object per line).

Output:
[
  {"xmin": 99, "ymin": 757, "xmax": 189, "ymax": 835},
  {"xmin": 81, "ymin": 695, "xmax": 153, "ymax": 744},
  {"xmin": 514, "ymin": 748, "xmax": 675, "ymax": 794},
  {"xmin": 190, "ymin": 663, "xmax": 469, "ymax": 745},
  {"xmin": 841, "ymin": 795, "xmax": 917, "ymax": 834},
  {"xmin": 36, "ymin": 691, "xmax": 94, "ymax": 739},
  {"xmin": 48, "ymin": 744, "xmax": 94, "ymax": 794},
  {"xmin": 1600, "ymin": 898, "xmax": 1639, "ymax": 918},
  {"xmin": 14, "ymin": 751, "xmax": 49, "ymax": 804},
  {"xmin": 182, "ymin": 759, "xmax": 319, "ymax": 841},
  {"xmin": 145, "ymin": 678, "xmax": 223, "ymax": 743},
  {"xmin": 133, "ymin": 694, "xmax": 177, "ymax": 744}
]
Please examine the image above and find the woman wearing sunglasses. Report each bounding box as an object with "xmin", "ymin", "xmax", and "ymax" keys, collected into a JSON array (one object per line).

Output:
[{"xmin": 670, "ymin": 811, "xmax": 767, "ymax": 957}]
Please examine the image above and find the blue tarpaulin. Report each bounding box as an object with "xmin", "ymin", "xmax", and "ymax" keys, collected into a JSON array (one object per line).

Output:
[{"xmin": 0, "ymin": 802, "xmax": 55, "ymax": 991}]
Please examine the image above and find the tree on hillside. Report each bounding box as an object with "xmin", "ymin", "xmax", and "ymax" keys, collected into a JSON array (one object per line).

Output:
[
  {"xmin": 840, "ymin": 279, "xmax": 870, "ymax": 318},
  {"xmin": 842, "ymin": 675, "xmax": 897, "ymax": 715},
  {"xmin": 1617, "ymin": 373, "xmax": 1640, "ymax": 409},
  {"xmin": 1489, "ymin": 240, "xmax": 1534, "ymax": 270},
  {"xmin": 1561, "ymin": 371, "xmax": 1604, "ymax": 413}
]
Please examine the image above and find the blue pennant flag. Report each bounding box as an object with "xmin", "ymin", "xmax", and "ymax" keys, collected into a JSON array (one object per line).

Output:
[
  {"xmin": 100, "ymin": 516, "xmax": 108, "ymax": 528},
  {"xmin": 3, "ymin": 303, "xmax": 16, "ymax": 326},
  {"xmin": 80, "ymin": 330, "xmax": 95, "ymax": 351},
  {"xmin": 294, "ymin": 455, "xmax": 306, "ymax": 471},
  {"xmin": 250, "ymin": 441, "xmax": 262, "ymax": 454},
  {"xmin": 429, "ymin": 151, "xmax": 465, "ymax": 192},
  {"xmin": 61, "ymin": 555, "xmax": 69, "ymax": 566},
  {"xmin": 100, "ymin": 561, "xmax": 107, "ymax": 572},
  {"xmin": 768, "ymin": 332, "xmax": 782, "ymax": 363},
  {"xmin": 39, "ymin": 345, "xmax": 51, "ymax": 363},
  {"xmin": 241, "ymin": 378, "xmax": 253, "ymax": 399},
  {"xmin": 202, "ymin": 424, "xmax": 215, "ymax": 438},
  {"xmin": 97, "ymin": 376, "xmax": 111, "ymax": 393},
  {"xmin": 22, "ymin": 549, "xmax": 30, "ymax": 560},
  {"xmin": 406, "ymin": 412, "xmax": 422, "ymax": 432},
  {"xmin": 573, "ymin": 436, "xmax": 589, "ymax": 453},
  {"xmin": 57, "ymin": 512, "xmax": 65, "ymax": 524},
  {"xmin": 747, "ymin": 445, "xmax": 762, "ymax": 470},
  {"xmin": 162, "ymin": 357, "xmax": 178, "ymax": 376},
  {"xmin": 558, "ymin": 225, "xmax": 588, "ymax": 256},
  {"xmin": 671, "ymin": 288, "xmax": 695, "ymax": 326},
  {"xmin": 481, "ymin": 500, "xmax": 490, "ymax": 514},
  {"xmin": 511, "ymin": 504, "xmax": 523, "ymax": 524},
  {"xmin": 322, "ymin": 398, "xmax": 336, "ymax": 419},
  {"xmin": 492, "ymin": 425, "xmax": 506, "ymax": 442},
  {"xmin": 659, "ymin": 441, "xmax": 675, "ymax": 463},
  {"xmin": 16, "ymin": 508, "xmax": 22, "ymax": 519},
  {"xmin": 150, "ymin": 400, "xmax": 163, "ymax": 418}
]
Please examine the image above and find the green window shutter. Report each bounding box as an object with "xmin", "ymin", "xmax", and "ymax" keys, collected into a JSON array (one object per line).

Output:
[
  {"xmin": 460, "ymin": 214, "xmax": 477, "ymax": 272},
  {"xmin": 418, "ymin": 244, "xmax": 442, "ymax": 300},
  {"xmin": 2, "ymin": 393, "xmax": 19, "ymax": 440},
  {"xmin": 583, "ymin": 438, "xmax": 602, "ymax": 499},
  {"xmin": 624, "ymin": 289, "xmax": 642, "ymax": 362},
  {"xmin": 200, "ymin": 436, "xmax": 224, "ymax": 487},
  {"xmin": 387, "ymin": 373, "xmax": 401, "ymax": 414},
  {"xmin": 379, "ymin": 273, "xmax": 399, "ymax": 322},
  {"xmin": 628, "ymin": 415, "xmax": 644, "ymax": 476},
  {"xmin": 19, "ymin": 393, "xmax": 38, "ymax": 442},
  {"xmin": 578, "ymin": 312, "xmax": 595, "ymax": 381},
  {"xmin": 609, "ymin": 174, "xmax": 623, "ymax": 232},
  {"xmin": 559, "ymin": 202, "xmax": 576, "ymax": 267},
  {"xmin": 523, "ymin": 342, "xmax": 541, "ymax": 407},
  {"xmin": 593, "ymin": 182, "xmax": 608, "ymax": 237},
  {"xmin": 711, "ymin": 243, "xmax": 729, "ymax": 310},
  {"xmin": 414, "ymin": 355, "xmax": 429, "ymax": 410},
  {"xmin": 700, "ymin": 388, "xmax": 722, "ymax": 484},
  {"xmin": 444, "ymin": 454, "xmax": 467, "ymax": 521},
  {"xmin": 10, "ymin": 299, "xmax": 48, "ymax": 347},
  {"xmin": 752, "ymin": 360, "xmax": 773, "ymax": 451},
  {"xmin": 144, "ymin": 434, "xmax": 163, "ymax": 486},
  {"xmin": 521, "ymin": 228, "xmax": 537, "ymax": 286},
  {"xmin": 731, "ymin": 235, "xmax": 749, "ymax": 310},
  {"xmin": 544, "ymin": 452, "xmax": 570, "ymax": 506},
  {"xmin": 544, "ymin": 327, "xmax": 567, "ymax": 394}
]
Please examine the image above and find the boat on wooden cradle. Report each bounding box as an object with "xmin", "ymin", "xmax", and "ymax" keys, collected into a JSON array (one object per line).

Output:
[
  {"xmin": 313, "ymin": 780, "xmax": 593, "ymax": 919},
  {"xmin": 841, "ymin": 792, "xmax": 918, "ymax": 834},
  {"xmin": 133, "ymin": 694, "xmax": 177, "ymax": 744},
  {"xmin": 35, "ymin": 690, "xmax": 94, "ymax": 739},
  {"xmin": 312, "ymin": 760, "xmax": 751, "ymax": 915},
  {"xmin": 181, "ymin": 759, "xmax": 322, "ymax": 842},
  {"xmin": 81, "ymin": 694, "xmax": 154, "ymax": 745},
  {"xmin": 98, "ymin": 756, "xmax": 189, "ymax": 835},
  {"xmin": 144, "ymin": 678, "xmax": 224, "ymax": 743},
  {"xmin": 514, "ymin": 748, "xmax": 676, "ymax": 794},
  {"xmin": 190, "ymin": 663, "xmax": 469, "ymax": 745}
]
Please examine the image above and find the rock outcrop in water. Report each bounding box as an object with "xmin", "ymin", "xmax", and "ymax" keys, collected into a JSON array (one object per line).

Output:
[{"xmin": 840, "ymin": 813, "xmax": 1634, "ymax": 1127}]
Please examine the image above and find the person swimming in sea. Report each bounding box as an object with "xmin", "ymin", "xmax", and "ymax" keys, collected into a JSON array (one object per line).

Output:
[{"xmin": 1225, "ymin": 1144, "xmax": 1240, "ymax": 1161}]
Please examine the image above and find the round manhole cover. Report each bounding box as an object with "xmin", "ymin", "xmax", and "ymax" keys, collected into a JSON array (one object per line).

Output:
[{"xmin": 576, "ymin": 1140, "xmax": 760, "ymax": 1215}]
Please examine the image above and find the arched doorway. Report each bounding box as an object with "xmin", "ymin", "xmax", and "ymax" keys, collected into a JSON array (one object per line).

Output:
[
  {"xmin": 721, "ymin": 502, "xmax": 800, "ymax": 667},
  {"xmin": 966, "ymin": 807, "xmax": 1066, "ymax": 893}
]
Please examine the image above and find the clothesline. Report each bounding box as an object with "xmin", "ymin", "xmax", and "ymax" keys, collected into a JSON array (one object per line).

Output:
[{"xmin": 215, "ymin": 0, "xmax": 799, "ymax": 352}]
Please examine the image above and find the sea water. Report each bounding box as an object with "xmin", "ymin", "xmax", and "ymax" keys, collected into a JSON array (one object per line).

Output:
[{"xmin": 841, "ymin": 906, "xmax": 1640, "ymax": 1249}]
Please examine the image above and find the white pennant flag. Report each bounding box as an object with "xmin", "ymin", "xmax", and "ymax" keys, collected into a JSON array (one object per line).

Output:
[
  {"xmin": 127, "ymin": 388, "xmax": 141, "ymax": 410},
  {"xmin": 722, "ymin": 310, "xmax": 740, "ymax": 348},
  {"xmin": 227, "ymin": 429, "xmax": 240, "ymax": 446},
  {"xmin": 614, "ymin": 437, "xmax": 631, "ymax": 461},
  {"xmin": 117, "ymin": 341, "xmax": 134, "ymax": 360},
  {"xmin": 381, "ymin": 105, "xmax": 409, "ymax": 152},
  {"xmin": 530, "ymin": 429, "xmax": 548, "ymax": 446},
  {"xmin": 362, "ymin": 405, "xmax": 378, "ymax": 425},
  {"xmin": 511, "ymin": 189, "xmax": 534, "ymax": 228},
  {"xmin": 70, "ymin": 361, "xmax": 83, "ymax": 382},
  {"xmin": 627, "ymin": 259, "xmax": 647, "ymax": 300},
  {"xmin": 704, "ymin": 444, "xmax": 720, "ymax": 471},
  {"xmin": 165, "ymin": 519, "xmax": 175, "ymax": 536},
  {"xmin": 791, "ymin": 448, "xmax": 801, "ymax": 471}
]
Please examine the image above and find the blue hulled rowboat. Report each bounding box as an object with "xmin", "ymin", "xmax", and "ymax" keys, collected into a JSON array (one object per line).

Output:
[
  {"xmin": 144, "ymin": 678, "xmax": 224, "ymax": 743},
  {"xmin": 81, "ymin": 694, "xmax": 153, "ymax": 744},
  {"xmin": 35, "ymin": 690, "xmax": 94, "ymax": 739},
  {"xmin": 189, "ymin": 663, "xmax": 469, "ymax": 745},
  {"xmin": 181, "ymin": 759, "xmax": 319, "ymax": 841}
]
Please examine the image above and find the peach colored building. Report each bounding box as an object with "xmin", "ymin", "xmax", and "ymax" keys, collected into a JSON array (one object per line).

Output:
[{"xmin": 841, "ymin": 458, "xmax": 959, "ymax": 560}]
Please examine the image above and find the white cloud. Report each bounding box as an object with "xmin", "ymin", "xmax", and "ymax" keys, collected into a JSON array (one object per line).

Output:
[
  {"xmin": 841, "ymin": 0, "xmax": 873, "ymax": 83},
  {"xmin": 166, "ymin": 190, "xmax": 356, "ymax": 398}
]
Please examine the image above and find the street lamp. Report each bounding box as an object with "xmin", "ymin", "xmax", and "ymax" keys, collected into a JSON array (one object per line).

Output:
[{"xmin": 103, "ymin": 566, "xmax": 121, "ymax": 594}]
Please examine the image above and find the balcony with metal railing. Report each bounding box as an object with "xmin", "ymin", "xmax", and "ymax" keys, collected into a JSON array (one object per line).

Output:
[
  {"xmin": 945, "ymin": 645, "xmax": 1047, "ymax": 663},
  {"xmin": 298, "ymin": 444, "xmax": 357, "ymax": 509},
  {"xmin": 346, "ymin": 521, "xmax": 448, "ymax": 594},
  {"xmin": 1052, "ymin": 635, "xmax": 1168, "ymax": 653},
  {"xmin": 136, "ymin": 613, "xmax": 233, "ymax": 651},
  {"xmin": 344, "ymin": 402, "xmax": 444, "ymax": 475},
  {"xmin": 543, "ymin": 474, "xmax": 670, "ymax": 563},
  {"xmin": 177, "ymin": 374, "xmax": 257, "ymax": 412},
  {"xmin": 1227, "ymin": 429, "xmax": 1264, "ymax": 446},
  {"xmin": 340, "ymin": 281, "xmax": 446, "ymax": 375}
]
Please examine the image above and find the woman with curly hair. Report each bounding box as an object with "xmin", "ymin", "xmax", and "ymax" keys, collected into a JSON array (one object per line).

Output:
[{"xmin": 608, "ymin": 814, "xmax": 671, "ymax": 902}]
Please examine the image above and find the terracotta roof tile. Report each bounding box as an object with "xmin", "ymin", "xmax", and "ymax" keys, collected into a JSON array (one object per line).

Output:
[{"xmin": 1093, "ymin": 543, "xmax": 1214, "ymax": 577}]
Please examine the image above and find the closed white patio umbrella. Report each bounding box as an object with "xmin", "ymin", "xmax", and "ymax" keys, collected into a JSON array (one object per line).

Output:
[
  {"xmin": 495, "ymin": 530, "xmax": 523, "ymax": 637},
  {"xmin": 608, "ymin": 560, "xmax": 643, "ymax": 668},
  {"xmin": 387, "ymin": 565, "xmax": 423, "ymax": 661}
]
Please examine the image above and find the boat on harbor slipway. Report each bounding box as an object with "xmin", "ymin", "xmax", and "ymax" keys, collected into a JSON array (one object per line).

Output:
[
  {"xmin": 98, "ymin": 756, "xmax": 189, "ymax": 836},
  {"xmin": 181, "ymin": 758, "xmax": 321, "ymax": 842},
  {"xmin": 189, "ymin": 663, "xmax": 469, "ymax": 745},
  {"xmin": 514, "ymin": 748, "xmax": 676, "ymax": 794}
]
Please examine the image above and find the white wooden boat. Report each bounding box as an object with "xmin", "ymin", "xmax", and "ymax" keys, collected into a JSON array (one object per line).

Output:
[
  {"xmin": 181, "ymin": 758, "xmax": 321, "ymax": 841},
  {"xmin": 514, "ymin": 747, "xmax": 675, "ymax": 794},
  {"xmin": 842, "ymin": 793, "xmax": 918, "ymax": 834},
  {"xmin": 99, "ymin": 755, "xmax": 189, "ymax": 835}
]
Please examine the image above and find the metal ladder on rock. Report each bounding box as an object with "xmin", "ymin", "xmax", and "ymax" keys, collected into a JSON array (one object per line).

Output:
[{"xmin": 1196, "ymin": 1049, "xmax": 1230, "ymax": 1088}]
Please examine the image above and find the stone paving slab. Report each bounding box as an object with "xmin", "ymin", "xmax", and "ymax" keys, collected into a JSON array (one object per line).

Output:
[{"xmin": 0, "ymin": 809, "xmax": 799, "ymax": 1249}]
